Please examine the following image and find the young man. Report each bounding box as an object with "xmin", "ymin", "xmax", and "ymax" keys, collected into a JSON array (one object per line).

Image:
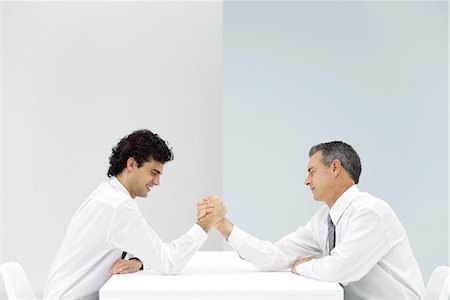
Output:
[
  {"xmin": 44, "ymin": 129, "xmax": 226, "ymax": 300},
  {"xmin": 210, "ymin": 141, "xmax": 425, "ymax": 300}
]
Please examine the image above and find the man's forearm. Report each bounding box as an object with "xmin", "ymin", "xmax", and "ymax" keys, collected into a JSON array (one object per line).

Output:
[{"xmin": 215, "ymin": 217, "xmax": 233, "ymax": 240}]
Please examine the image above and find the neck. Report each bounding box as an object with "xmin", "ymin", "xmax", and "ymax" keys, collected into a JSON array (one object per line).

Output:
[
  {"xmin": 115, "ymin": 173, "xmax": 133, "ymax": 198},
  {"xmin": 325, "ymin": 181, "xmax": 355, "ymax": 209}
]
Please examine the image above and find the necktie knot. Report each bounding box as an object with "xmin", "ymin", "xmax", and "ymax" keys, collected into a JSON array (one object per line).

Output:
[{"xmin": 328, "ymin": 214, "xmax": 334, "ymax": 226}]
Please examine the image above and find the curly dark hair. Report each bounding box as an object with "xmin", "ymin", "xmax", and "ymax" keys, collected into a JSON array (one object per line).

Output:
[{"xmin": 107, "ymin": 129, "xmax": 174, "ymax": 177}]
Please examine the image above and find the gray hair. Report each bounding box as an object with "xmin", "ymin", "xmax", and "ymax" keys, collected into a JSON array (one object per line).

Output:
[{"xmin": 309, "ymin": 141, "xmax": 362, "ymax": 184}]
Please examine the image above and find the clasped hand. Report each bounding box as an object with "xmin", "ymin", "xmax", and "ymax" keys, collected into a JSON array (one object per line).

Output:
[
  {"xmin": 109, "ymin": 258, "xmax": 143, "ymax": 277},
  {"xmin": 196, "ymin": 197, "xmax": 311, "ymax": 275},
  {"xmin": 196, "ymin": 196, "xmax": 227, "ymax": 232}
]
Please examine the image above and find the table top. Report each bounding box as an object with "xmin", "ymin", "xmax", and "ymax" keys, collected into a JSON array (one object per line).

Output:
[{"xmin": 100, "ymin": 251, "xmax": 342, "ymax": 299}]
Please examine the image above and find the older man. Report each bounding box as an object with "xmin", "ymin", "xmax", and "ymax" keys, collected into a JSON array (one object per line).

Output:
[{"xmin": 210, "ymin": 141, "xmax": 425, "ymax": 300}]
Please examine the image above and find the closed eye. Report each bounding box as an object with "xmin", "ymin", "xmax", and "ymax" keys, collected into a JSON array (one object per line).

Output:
[{"xmin": 150, "ymin": 169, "xmax": 161, "ymax": 176}]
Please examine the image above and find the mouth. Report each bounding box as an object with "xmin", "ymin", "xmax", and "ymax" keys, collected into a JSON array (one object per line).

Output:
[{"xmin": 146, "ymin": 184, "xmax": 152, "ymax": 191}]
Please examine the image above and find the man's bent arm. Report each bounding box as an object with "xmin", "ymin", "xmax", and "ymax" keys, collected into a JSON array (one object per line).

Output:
[{"xmin": 215, "ymin": 217, "xmax": 234, "ymax": 240}]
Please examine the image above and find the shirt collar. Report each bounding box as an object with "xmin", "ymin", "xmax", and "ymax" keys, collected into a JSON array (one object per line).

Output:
[
  {"xmin": 329, "ymin": 184, "xmax": 359, "ymax": 225},
  {"xmin": 109, "ymin": 176, "xmax": 132, "ymax": 198}
]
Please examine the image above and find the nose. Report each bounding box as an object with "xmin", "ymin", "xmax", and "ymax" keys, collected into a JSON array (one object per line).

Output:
[
  {"xmin": 154, "ymin": 175, "xmax": 160, "ymax": 186},
  {"xmin": 304, "ymin": 176, "xmax": 311, "ymax": 186}
]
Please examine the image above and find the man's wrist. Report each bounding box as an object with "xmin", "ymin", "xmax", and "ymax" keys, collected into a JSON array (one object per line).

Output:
[
  {"xmin": 215, "ymin": 218, "xmax": 233, "ymax": 240},
  {"xmin": 196, "ymin": 219, "xmax": 212, "ymax": 233},
  {"xmin": 214, "ymin": 218, "xmax": 224, "ymax": 229},
  {"xmin": 129, "ymin": 257, "xmax": 144, "ymax": 270}
]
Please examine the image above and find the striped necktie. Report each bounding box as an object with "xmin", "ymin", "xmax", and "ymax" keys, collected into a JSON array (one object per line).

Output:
[{"xmin": 327, "ymin": 214, "xmax": 335, "ymax": 255}]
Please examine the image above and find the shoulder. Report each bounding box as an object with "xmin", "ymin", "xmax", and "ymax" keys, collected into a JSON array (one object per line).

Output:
[
  {"xmin": 350, "ymin": 191, "xmax": 406, "ymax": 242},
  {"xmin": 91, "ymin": 181, "xmax": 134, "ymax": 209},
  {"xmin": 349, "ymin": 192, "xmax": 403, "ymax": 232},
  {"xmin": 352, "ymin": 192, "xmax": 394, "ymax": 215}
]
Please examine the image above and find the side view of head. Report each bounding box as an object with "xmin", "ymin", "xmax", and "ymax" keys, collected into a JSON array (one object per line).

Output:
[
  {"xmin": 309, "ymin": 141, "xmax": 361, "ymax": 184},
  {"xmin": 108, "ymin": 129, "xmax": 174, "ymax": 178},
  {"xmin": 108, "ymin": 129, "xmax": 174, "ymax": 199},
  {"xmin": 305, "ymin": 141, "xmax": 361, "ymax": 206}
]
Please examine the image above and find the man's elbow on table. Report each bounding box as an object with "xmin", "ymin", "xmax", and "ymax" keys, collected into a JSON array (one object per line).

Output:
[
  {"xmin": 249, "ymin": 256, "xmax": 287, "ymax": 272},
  {"xmin": 154, "ymin": 262, "xmax": 180, "ymax": 275},
  {"xmin": 295, "ymin": 257, "xmax": 370, "ymax": 285}
]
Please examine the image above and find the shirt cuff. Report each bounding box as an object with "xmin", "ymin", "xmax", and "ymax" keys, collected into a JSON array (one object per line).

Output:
[
  {"xmin": 192, "ymin": 223, "xmax": 209, "ymax": 241},
  {"xmin": 227, "ymin": 225, "xmax": 247, "ymax": 250},
  {"xmin": 294, "ymin": 259, "xmax": 315, "ymax": 277}
]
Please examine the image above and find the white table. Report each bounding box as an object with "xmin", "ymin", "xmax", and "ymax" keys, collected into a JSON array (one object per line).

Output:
[{"xmin": 100, "ymin": 251, "xmax": 343, "ymax": 299}]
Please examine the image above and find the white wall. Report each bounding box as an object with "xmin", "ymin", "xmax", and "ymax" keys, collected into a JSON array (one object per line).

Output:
[
  {"xmin": 1, "ymin": 1, "xmax": 222, "ymax": 297},
  {"xmin": 223, "ymin": 1, "xmax": 448, "ymax": 281},
  {"xmin": 1, "ymin": 0, "xmax": 448, "ymax": 298}
]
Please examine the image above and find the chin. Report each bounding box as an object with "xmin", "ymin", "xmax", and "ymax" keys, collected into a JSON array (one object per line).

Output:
[{"xmin": 139, "ymin": 192, "xmax": 149, "ymax": 198}]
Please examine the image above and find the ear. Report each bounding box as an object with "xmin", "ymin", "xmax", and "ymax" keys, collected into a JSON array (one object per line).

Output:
[
  {"xmin": 330, "ymin": 159, "xmax": 343, "ymax": 178},
  {"xmin": 126, "ymin": 157, "xmax": 138, "ymax": 171}
]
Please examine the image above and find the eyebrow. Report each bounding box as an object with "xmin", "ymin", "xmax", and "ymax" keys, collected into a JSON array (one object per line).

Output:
[{"xmin": 151, "ymin": 169, "xmax": 162, "ymax": 175}]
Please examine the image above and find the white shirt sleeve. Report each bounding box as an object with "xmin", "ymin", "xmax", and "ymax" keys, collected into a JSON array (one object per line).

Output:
[
  {"xmin": 295, "ymin": 207, "xmax": 396, "ymax": 285},
  {"xmin": 228, "ymin": 222, "xmax": 322, "ymax": 271},
  {"xmin": 107, "ymin": 201, "xmax": 207, "ymax": 275}
]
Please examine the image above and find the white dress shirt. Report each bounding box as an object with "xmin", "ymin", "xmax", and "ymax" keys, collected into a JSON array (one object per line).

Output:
[
  {"xmin": 228, "ymin": 185, "xmax": 426, "ymax": 300},
  {"xmin": 44, "ymin": 177, "xmax": 207, "ymax": 300}
]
